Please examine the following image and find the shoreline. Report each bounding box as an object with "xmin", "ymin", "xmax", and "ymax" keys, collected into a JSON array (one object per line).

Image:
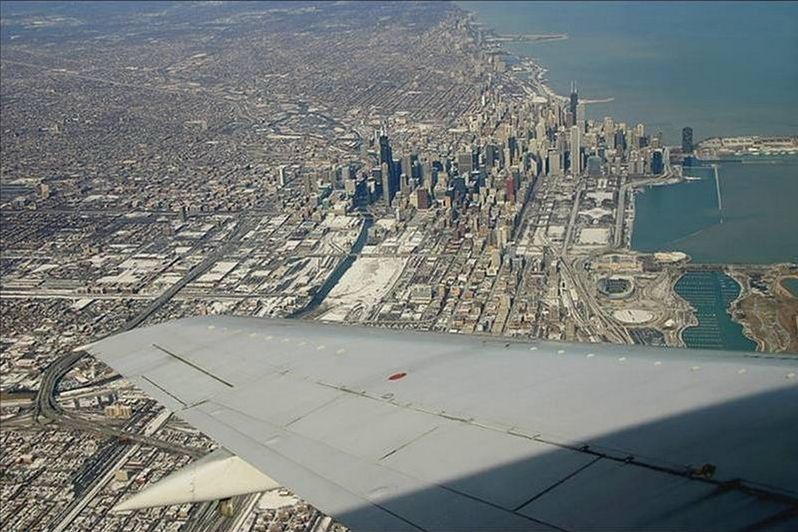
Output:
[
  {"xmin": 462, "ymin": 6, "xmax": 795, "ymax": 354},
  {"xmin": 463, "ymin": 9, "xmax": 567, "ymax": 103}
]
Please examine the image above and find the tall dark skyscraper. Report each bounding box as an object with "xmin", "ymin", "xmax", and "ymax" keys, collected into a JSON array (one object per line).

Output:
[
  {"xmin": 569, "ymin": 81, "xmax": 578, "ymax": 125},
  {"xmin": 651, "ymin": 150, "xmax": 664, "ymax": 174},
  {"xmin": 682, "ymin": 127, "xmax": 694, "ymax": 154},
  {"xmin": 379, "ymin": 133, "xmax": 393, "ymax": 166},
  {"xmin": 377, "ymin": 132, "xmax": 400, "ymax": 204}
]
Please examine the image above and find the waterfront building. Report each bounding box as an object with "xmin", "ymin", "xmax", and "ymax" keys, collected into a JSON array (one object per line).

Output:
[
  {"xmin": 651, "ymin": 150, "xmax": 664, "ymax": 175},
  {"xmin": 651, "ymin": 131, "xmax": 663, "ymax": 149},
  {"xmin": 614, "ymin": 130, "xmax": 627, "ymax": 154},
  {"xmin": 682, "ymin": 127, "xmax": 694, "ymax": 153}
]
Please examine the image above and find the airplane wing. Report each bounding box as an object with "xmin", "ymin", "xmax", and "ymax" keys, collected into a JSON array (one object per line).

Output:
[{"xmin": 83, "ymin": 316, "xmax": 798, "ymax": 531}]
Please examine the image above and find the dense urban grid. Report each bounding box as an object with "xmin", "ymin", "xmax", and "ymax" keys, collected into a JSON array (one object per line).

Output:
[{"xmin": 2, "ymin": 2, "xmax": 797, "ymax": 531}]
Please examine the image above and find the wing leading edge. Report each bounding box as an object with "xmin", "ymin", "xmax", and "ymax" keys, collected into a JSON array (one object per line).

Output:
[{"xmin": 84, "ymin": 316, "xmax": 798, "ymax": 531}]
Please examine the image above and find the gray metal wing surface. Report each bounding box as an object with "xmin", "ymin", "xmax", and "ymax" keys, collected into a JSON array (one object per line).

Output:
[{"xmin": 84, "ymin": 316, "xmax": 798, "ymax": 531}]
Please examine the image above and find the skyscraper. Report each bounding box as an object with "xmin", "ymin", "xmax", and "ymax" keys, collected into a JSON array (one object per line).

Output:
[
  {"xmin": 547, "ymin": 149, "xmax": 561, "ymax": 176},
  {"xmin": 401, "ymin": 154, "xmax": 413, "ymax": 179},
  {"xmin": 505, "ymin": 177, "xmax": 516, "ymax": 203},
  {"xmin": 457, "ymin": 151, "xmax": 473, "ymax": 176},
  {"xmin": 576, "ymin": 103, "xmax": 586, "ymax": 131},
  {"xmin": 378, "ymin": 132, "xmax": 401, "ymax": 202},
  {"xmin": 613, "ymin": 130, "xmax": 627, "ymax": 154},
  {"xmin": 392, "ymin": 158, "xmax": 402, "ymax": 196},
  {"xmin": 651, "ymin": 150, "xmax": 664, "ymax": 174},
  {"xmin": 484, "ymin": 143, "xmax": 497, "ymax": 169},
  {"xmin": 569, "ymin": 125, "xmax": 582, "ymax": 175},
  {"xmin": 682, "ymin": 127, "xmax": 694, "ymax": 154},
  {"xmin": 379, "ymin": 133, "xmax": 393, "ymax": 166},
  {"xmin": 586, "ymin": 155, "xmax": 602, "ymax": 177},
  {"xmin": 569, "ymin": 81, "xmax": 578, "ymax": 125},
  {"xmin": 380, "ymin": 162, "xmax": 393, "ymax": 206}
]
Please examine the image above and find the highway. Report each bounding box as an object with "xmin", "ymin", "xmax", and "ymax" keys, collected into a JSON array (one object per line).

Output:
[
  {"xmin": 34, "ymin": 215, "xmax": 258, "ymax": 452},
  {"xmin": 614, "ymin": 175, "xmax": 627, "ymax": 248},
  {"xmin": 562, "ymin": 183, "xmax": 584, "ymax": 252},
  {"xmin": 539, "ymin": 232, "xmax": 632, "ymax": 344},
  {"xmin": 34, "ymin": 350, "xmax": 204, "ymax": 458}
]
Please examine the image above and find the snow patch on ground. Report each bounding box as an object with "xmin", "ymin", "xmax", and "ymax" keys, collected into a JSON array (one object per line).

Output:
[
  {"xmin": 257, "ymin": 489, "xmax": 299, "ymax": 510},
  {"xmin": 319, "ymin": 257, "xmax": 407, "ymax": 322}
]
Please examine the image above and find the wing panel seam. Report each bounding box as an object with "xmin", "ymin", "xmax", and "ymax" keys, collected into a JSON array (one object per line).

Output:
[{"xmin": 152, "ymin": 343, "xmax": 234, "ymax": 388}]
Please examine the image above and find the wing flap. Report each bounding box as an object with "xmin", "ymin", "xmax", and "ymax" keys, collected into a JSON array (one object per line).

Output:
[
  {"xmin": 517, "ymin": 459, "xmax": 791, "ymax": 530},
  {"xmin": 181, "ymin": 401, "xmax": 552, "ymax": 531}
]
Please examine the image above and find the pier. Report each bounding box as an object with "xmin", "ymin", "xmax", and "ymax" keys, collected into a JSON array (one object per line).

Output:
[{"xmin": 713, "ymin": 164, "xmax": 723, "ymax": 223}]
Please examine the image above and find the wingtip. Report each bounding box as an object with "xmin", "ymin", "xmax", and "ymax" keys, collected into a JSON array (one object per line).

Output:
[
  {"xmin": 110, "ymin": 498, "xmax": 138, "ymax": 513},
  {"xmin": 73, "ymin": 341, "xmax": 96, "ymax": 353}
]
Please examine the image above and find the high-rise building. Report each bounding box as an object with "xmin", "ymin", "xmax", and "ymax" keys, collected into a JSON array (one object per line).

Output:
[
  {"xmin": 416, "ymin": 188, "xmax": 430, "ymax": 210},
  {"xmin": 613, "ymin": 130, "xmax": 627, "ymax": 154},
  {"xmin": 457, "ymin": 151, "xmax": 473, "ymax": 176},
  {"xmin": 380, "ymin": 162, "xmax": 393, "ymax": 205},
  {"xmin": 505, "ymin": 177, "xmax": 516, "ymax": 203},
  {"xmin": 570, "ymin": 125, "xmax": 582, "ymax": 175},
  {"xmin": 682, "ymin": 127, "xmax": 694, "ymax": 153},
  {"xmin": 379, "ymin": 133, "xmax": 392, "ymax": 166},
  {"xmin": 569, "ymin": 81, "xmax": 578, "ymax": 125},
  {"xmin": 651, "ymin": 131, "xmax": 663, "ymax": 149},
  {"xmin": 651, "ymin": 150, "xmax": 664, "ymax": 174},
  {"xmin": 602, "ymin": 117, "xmax": 615, "ymax": 138},
  {"xmin": 401, "ymin": 154, "xmax": 414, "ymax": 179},
  {"xmin": 548, "ymin": 149, "xmax": 561, "ymax": 176},
  {"xmin": 576, "ymin": 103, "xmax": 586, "ymax": 131},
  {"xmin": 392, "ymin": 158, "xmax": 402, "ymax": 196},
  {"xmin": 586, "ymin": 155, "xmax": 602, "ymax": 177},
  {"xmin": 378, "ymin": 133, "xmax": 401, "ymax": 198},
  {"xmin": 484, "ymin": 143, "xmax": 497, "ymax": 169},
  {"xmin": 341, "ymin": 164, "xmax": 352, "ymax": 181},
  {"xmin": 535, "ymin": 121, "xmax": 546, "ymax": 142}
]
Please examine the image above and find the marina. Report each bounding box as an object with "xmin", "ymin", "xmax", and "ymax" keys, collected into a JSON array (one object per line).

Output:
[{"xmin": 674, "ymin": 271, "xmax": 756, "ymax": 351}]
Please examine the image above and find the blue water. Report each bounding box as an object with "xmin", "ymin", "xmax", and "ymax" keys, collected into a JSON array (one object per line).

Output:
[
  {"xmin": 461, "ymin": 1, "xmax": 798, "ymax": 144},
  {"xmin": 674, "ymin": 271, "xmax": 756, "ymax": 351},
  {"xmin": 631, "ymin": 158, "xmax": 798, "ymax": 264},
  {"xmin": 465, "ymin": 1, "xmax": 798, "ymax": 265},
  {"xmin": 784, "ymin": 278, "xmax": 798, "ymax": 298}
]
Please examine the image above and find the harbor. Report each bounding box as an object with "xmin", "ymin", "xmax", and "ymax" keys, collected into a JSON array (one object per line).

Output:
[{"xmin": 674, "ymin": 271, "xmax": 755, "ymax": 351}]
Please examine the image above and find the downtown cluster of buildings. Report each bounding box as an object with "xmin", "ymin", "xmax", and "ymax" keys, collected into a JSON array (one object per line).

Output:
[{"xmin": 0, "ymin": 2, "xmax": 717, "ymax": 531}]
